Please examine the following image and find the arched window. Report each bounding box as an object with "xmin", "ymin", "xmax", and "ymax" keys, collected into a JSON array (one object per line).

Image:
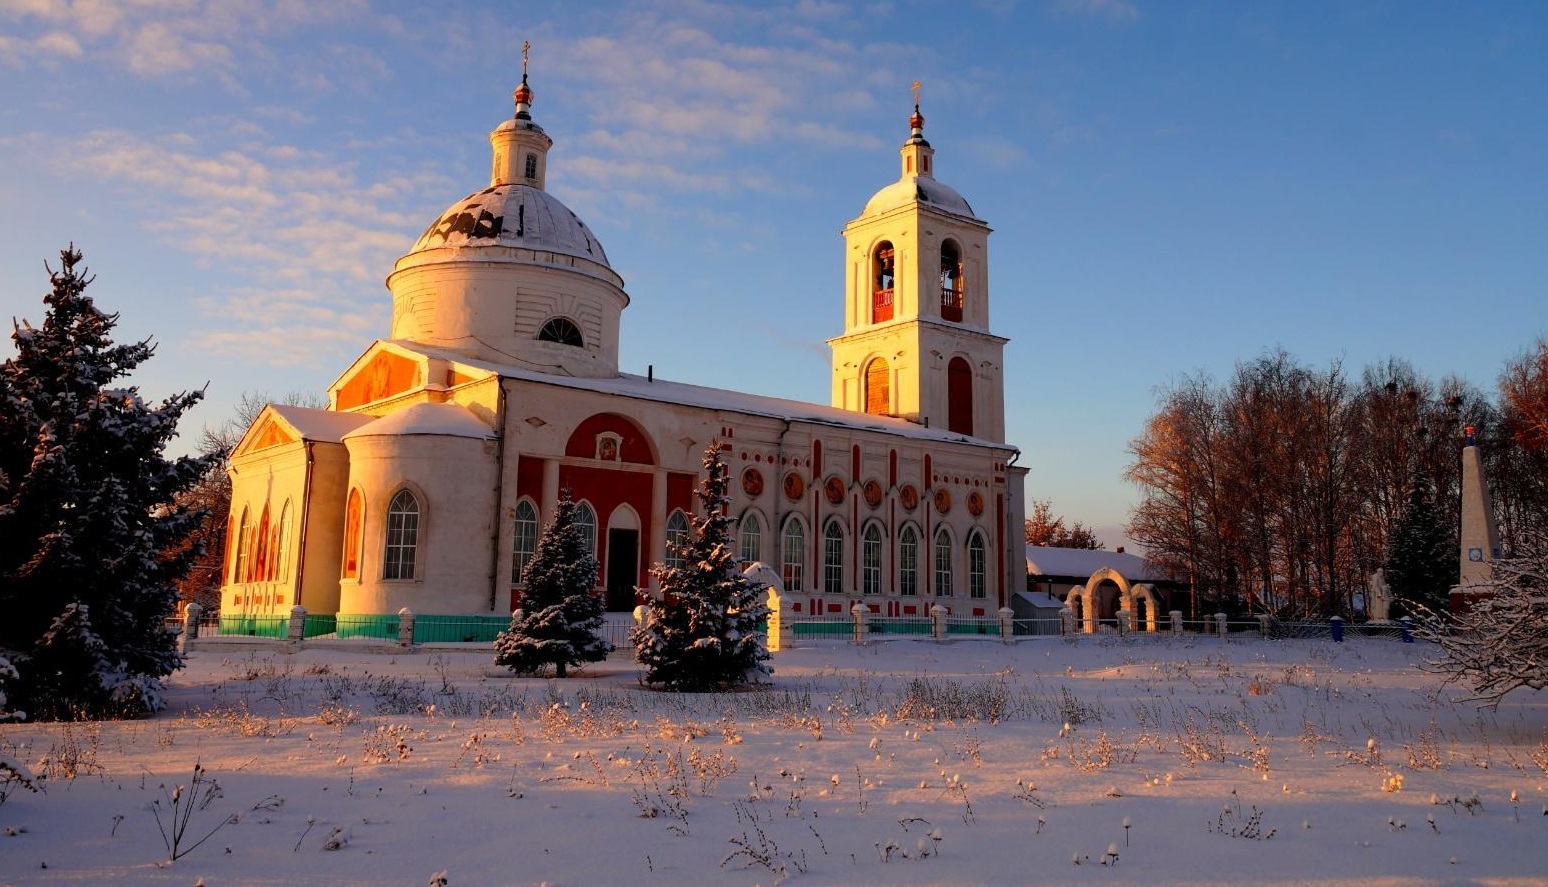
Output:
[
  {"xmin": 967, "ymin": 531, "xmax": 987, "ymax": 599},
  {"xmin": 233, "ymin": 506, "xmax": 252, "ymax": 584},
  {"xmin": 861, "ymin": 522, "xmax": 883, "ymax": 595},
  {"xmin": 898, "ymin": 525, "xmax": 919, "ymax": 596},
  {"xmin": 537, "ymin": 317, "xmax": 584, "ymax": 347},
  {"xmin": 864, "ymin": 357, "xmax": 890, "ymax": 415},
  {"xmin": 940, "ymin": 240, "xmax": 963, "ymax": 322},
  {"xmin": 664, "ymin": 509, "xmax": 690, "ymax": 569},
  {"xmin": 511, "ymin": 499, "xmax": 539, "ymax": 583},
  {"xmin": 342, "ymin": 489, "xmax": 362, "ymax": 580},
  {"xmin": 274, "ymin": 500, "xmax": 294, "ymax": 581},
  {"xmin": 781, "ymin": 517, "xmax": 806, "ymax": 593},
  {"xmin": 823, "ymin": 519, "xmax": 845, "ymax": 595},
  {"xmin": 383, "ymin": 489, "xmax": 421, "ymax": 580},
  {"xmin": 573, "ymin": 501, "xmax": 597, "ymax": 558},
  {"xmin": 739, "ymin": 512, "xmax": 762, "ymax": 565},
  {"xmin": 948, "ymin": 356, "xmax": 974, "ymax": 436},
  {"xmin": 524, "ymin": 152, "xmax": 538, "ymax": 180},
  {"xmin": 872, "ymin": 241, "xmax": 895, "ymax": 323},
  {"xmin": 254, "ymin": 503, "xmax": 271, "ymax": 581},
  {"xmin": 933, "ymin": 526, "xmax": 954, "ymax": 597}
]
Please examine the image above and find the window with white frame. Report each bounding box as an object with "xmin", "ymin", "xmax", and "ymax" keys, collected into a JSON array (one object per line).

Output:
[
  {"xmin": 862, "ymin": 522, "xmax": 883, "ymax": 595},
  {"xmin": 573, "ymin": 501, "xmax": 597, "ymax": 558},
  {"xmin": 933, "ymin": 526, "xmax": 953, "ymax": 596},
  {"xmin": 968, "ymin": 531, "xmax": 987, "ymax": 599},
  {"xmin": 739, "ymin": 512, "xmax": 762, "ymax": 565},
  {"xmin": 511, "ymin": 499, "xmax": 539, "ymax": 583},
  {"xmin": 383, "ymin": 489, "xmax": 421, "ymax": 580},
  {"xmin": 899, "ymin": 525, "xmax": 919, "ymax": 596},
  {"xmin": 823, "ymin": 519, "xmax": 845, "ymax": 595},
  {"xmin": 665, "ymin": 509, "xmax": 690, "ymax": 569},
  {"xmin": 781, "ymin": 518, "xmax": 806, "ymax": 592}
]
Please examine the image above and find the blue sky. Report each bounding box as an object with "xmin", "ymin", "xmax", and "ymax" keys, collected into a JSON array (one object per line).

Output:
[{"xmin": 2, "ymin": 0, "xmax": 1543, "ymax": 547}]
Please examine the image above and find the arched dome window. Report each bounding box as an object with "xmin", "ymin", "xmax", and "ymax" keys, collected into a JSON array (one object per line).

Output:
[
  {"xmin": 524, "ymin": 152, "xmax": 538, "ymax": 180},
  {"xmin": 940, "ymin": 240, "xmax": 963, "ymax": 322},
  {"xmin": 538, "ymin": 317, "xmax": 584, "ymax": 347},
  {"xmin": 872, "ymin": 241, "xmax": 895, "ymax": 323}
]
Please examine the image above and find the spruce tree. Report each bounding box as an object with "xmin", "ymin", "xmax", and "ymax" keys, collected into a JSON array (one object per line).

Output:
[
  {"xmin": 0, "ymin": 246, "xmax": 217, "ymax": 720},
  {"xmin": 493, "ymin": 490, "xmax": 610, "ymax": 677},
  {"xmin": 632, "ymin": 441, "xmax": 770, "ymax": 691},
  {"xmin": 1383, "ymin": 473, "xmax": 1456, "ymax": 615}
]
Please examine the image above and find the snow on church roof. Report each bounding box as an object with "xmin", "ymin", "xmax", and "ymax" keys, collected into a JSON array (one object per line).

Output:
[
  {"xmin": 267, "ymin": 404, "xmax": 376, "ymax": 442},
  {"xmin": 341, "ymin": 401, "xmax": 495, "ymax": 441},
  {"xmin": 388, "ymin": 340, "xmax": 1018, "ymax": 452},
  {"xmin": 1025, "ymin": 545, "xmax": 1166, "ymax": 581}
]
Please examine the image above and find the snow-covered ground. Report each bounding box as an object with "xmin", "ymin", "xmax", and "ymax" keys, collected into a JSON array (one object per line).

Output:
[{"xmin": 2, "ymin": 635, "xmax": 1545, "ymax": 886}]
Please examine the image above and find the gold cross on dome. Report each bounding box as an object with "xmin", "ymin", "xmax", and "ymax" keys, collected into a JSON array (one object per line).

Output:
[
  {"xmin": 912, "ymin": 80, "xmax": 921, "ymax": 107},
  {"xmin": 522, "ymin": 40, "xmax": 530, "ymax": 77}
]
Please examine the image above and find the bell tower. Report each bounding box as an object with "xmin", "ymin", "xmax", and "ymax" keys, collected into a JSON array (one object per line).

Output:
[{"xmin": 828, "ymin": 86, "xmax": 1008, "ymax": 442}]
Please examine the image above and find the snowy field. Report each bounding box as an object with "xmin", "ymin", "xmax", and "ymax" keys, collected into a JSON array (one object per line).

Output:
[{"xmin": 2, "ymin": 635, "xmax": 1546, "ymax": 886}]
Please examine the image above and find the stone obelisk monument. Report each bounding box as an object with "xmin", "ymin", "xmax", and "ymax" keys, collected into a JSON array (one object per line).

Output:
[{"xmin": 1450, "ymin": 425, "xmax": 1502, "ymax": 614}]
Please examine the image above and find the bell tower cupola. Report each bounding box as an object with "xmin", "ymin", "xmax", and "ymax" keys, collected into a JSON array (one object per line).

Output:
[{"xmin": 828, "ymin": 84, "xmax": 1009, "ymax": 442}]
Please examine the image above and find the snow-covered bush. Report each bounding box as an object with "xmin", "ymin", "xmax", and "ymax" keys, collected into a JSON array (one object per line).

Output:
[
  {"xmin": 494, "ymin": 490, "xmax": 610, "ymax": 678},
  {"xmin": 632, "ymin": 441, "xmax": 770, "ymax": 691},
  {"xmin": 1415, "ymin": 528, "xmax": 1548, "ymax": 707}
]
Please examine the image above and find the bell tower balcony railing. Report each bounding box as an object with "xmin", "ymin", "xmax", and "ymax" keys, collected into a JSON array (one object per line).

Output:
[
  {"xmin": 940, "ymin": 286, "xmax": 962, "ymax": 322},
  {"xmin": 872, "ymin": 287, "xmax": 895, "ymax": 323}
]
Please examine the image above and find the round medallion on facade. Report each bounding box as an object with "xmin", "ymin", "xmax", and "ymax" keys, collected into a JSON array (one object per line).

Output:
[
  {"xmin": 899, "ymin": 484, "xmax": 919, "ymax": 511},
  {"xmin": 782, "ymin": 471, "xmax": 806, "ymax": 501},
  {"xmin": 933, "ymin": 487, "xmax": 952, "ymax": 514},
  {"xmin": 967, "ymin": 491, "xmax": 984, "ymax": 516},
  {"xmin": 862, "ymin": 479, "xmax": 884, "ymax": 509},
  {"xmin": 824, "ymin": 475, "xmax": 846, "ymax": 505},
  {"xmin": 742, "ymin": 467, "xmax": 764, "ymax": 498}
]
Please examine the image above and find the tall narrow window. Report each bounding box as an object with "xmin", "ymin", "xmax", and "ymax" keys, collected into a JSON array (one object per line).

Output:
[
  {"xmin": 739, "ymin": 512, "xmax": 762, "ymax": 565},
  {"xmin": 383, "ymin": 489, "xmax": 420, "ymax": 580},
  {"xmin": 342, "ymin": 490, "xmax": 362, "ymax": 580},
  {"xmin": 234, "ymin": 506, "xmax": 252, "ymax": 584},
  {"xmin": 861, "ymin": 523, "xmax": 883, "ymax": 595},
  {"xmin": 537, "ymin": 317, "xmax": 584, "ymax": 347},
  {"xmin": 573, "ymin": 501, "xmax": 597, "ymax": 558},
  {"xmin": 274, "ymin": 501, "xmax": 294, "ymax": 582},
  {"xmin": 781, "ymin": 518, "xmax": 806, "ymax": 592},
  {"xmin": 823, "ymin": 519, "xmax": 845, "ymax": 595},
  {"xmin": 933, "ymin": 526, "xmax": 953, "ymax": 597},
  {"xmin": 254, "ymin": 504, "xmax": 271, "ymax": 581},
  {"xmin": 968, "ymin": 532, "xmax": 987, "ymax": 599},
  {"xmin": 899, "ymin": 526, "xmax": 919, "ymax": 596},
  {"xmin": 872, "ymin": 242, "xmax": 895, "ymax": 323},
  {"xmin": 664, "ymin": 510, "xmax": 690, "ymax": 569},
  {"xmin": 864, "ymin": 357, "xmax": 890, "ymax": 415},
  {"xmin": 940, "ymin": 240, "xmax": 963, "ymax": 322},
  {"xmin": 524, "ymin": 152, "xmax": 538, "ymax": 180},
  {"xmin": 511, "ymin": 499, "xmax": 539, "ymax": 583},
  {"xmin": 947, "ymin": 357, "xmax": 974, "ymax": 436}
]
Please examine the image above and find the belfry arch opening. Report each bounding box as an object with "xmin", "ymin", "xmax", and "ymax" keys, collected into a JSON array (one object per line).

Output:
[
  {"xmin": 872, "ymin": 241, "xmax": 895, "ymax": 323},
  {"xmin": 940, "ymin": 240, "xmax": 963, "ymax": 322}
]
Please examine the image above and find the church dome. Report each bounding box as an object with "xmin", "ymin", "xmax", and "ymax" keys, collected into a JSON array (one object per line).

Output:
[
  {"xmin": 862, "ymin": 177, "xmax": 975, "ymax": 218},
  {"xmin": 406, "ymin": 182, "xmax": 610, "ymax": 268}
]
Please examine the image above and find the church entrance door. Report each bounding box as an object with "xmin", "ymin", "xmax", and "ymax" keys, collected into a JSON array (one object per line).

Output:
[{"xmin": 605, "ymin": 528, "xmax": 639, "ymax": 611}]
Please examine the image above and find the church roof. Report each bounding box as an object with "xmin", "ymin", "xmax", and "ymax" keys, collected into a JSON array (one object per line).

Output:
[
  {"xmin": 1025, "ymin": 546, "xmax": 1166, "ymax": 581},
  {"xmin": 341, "ymin": 401, "xmax": 495, "ymax": 441},
  {"xmin": 863, "ymin": 177, "xmax": 976, "ymax": 219},
  {"xmin": 405, "ymin": 183, "xmax": 610, "ymax": 268},
  {"xmin": 388, "ymin": 340, "xmax": 1018, "ymax": 451},
  {"xmin": 268, "ymin": 404, "xmax": 376, "ymax": 442}
]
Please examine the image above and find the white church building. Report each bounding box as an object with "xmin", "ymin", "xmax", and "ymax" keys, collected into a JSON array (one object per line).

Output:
[{"xmin": 218, "ymin": 69, "xmax": 1028, "ymax": 640}]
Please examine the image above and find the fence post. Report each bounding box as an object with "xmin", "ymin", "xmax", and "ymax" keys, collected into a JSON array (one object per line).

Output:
[
  {"xmin": 1330, "ymin": 615, "xmax": 1344, "ymax": 643},
  {"xmin": 998, "ymin": 606, "xmax": 1015, "ymax": 643},
  {"xmin": 288, "ymin": 605, "xmax": 307, "ymax": 645},
  {"xmin": 1116, "ymin": 610, "xmax": 1130, "ymax": 636},
  {"xmin": 1169, "ymin": 610, "xmax": 1183, "ymax": 636},
  {"xmin": 851, "ymin": 603, "xmax": 868, "ymax": 645},
  {"xmin": 181, "ymin": 602, "xmax": 202, "ymax": 652},
  {"xmin": 1214, "ymin": 612, "xmax": 1228, "ymax": 637},
  {"xmin": 1257, "ymin": 614, "xmax": 1271, "ymax": 638},
  {"xmin": 931, "ymin": 604, "xmax": 947, "ymax": 641},
  {"xmin": 398, "ymin": 607, "xmax": 416, "ymax": 647},
  {"xmin": 1400, "ymin": 616, "xmax": 1413, "ymax": 643}
]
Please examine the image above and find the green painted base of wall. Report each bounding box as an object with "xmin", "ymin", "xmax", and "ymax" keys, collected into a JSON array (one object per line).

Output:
[{"xmin": 218, "ymin": 615, "xmax": 288, "ymax": 638}]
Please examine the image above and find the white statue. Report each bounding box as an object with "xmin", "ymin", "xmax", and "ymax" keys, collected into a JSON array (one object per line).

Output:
[{"xmin": 1367, "ymin": 569, "xmax": 1391, "ymax": 622}]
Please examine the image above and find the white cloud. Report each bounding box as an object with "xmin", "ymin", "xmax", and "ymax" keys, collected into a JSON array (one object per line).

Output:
[{"xmin": 1049, "ymin": 0, "xmax": 1141, "ymax": 24}]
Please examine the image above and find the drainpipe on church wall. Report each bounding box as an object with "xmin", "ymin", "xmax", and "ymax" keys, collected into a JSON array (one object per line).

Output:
[{"xmin": 487, "ymin": 379, "xmax": 510, "ymax": 613}]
